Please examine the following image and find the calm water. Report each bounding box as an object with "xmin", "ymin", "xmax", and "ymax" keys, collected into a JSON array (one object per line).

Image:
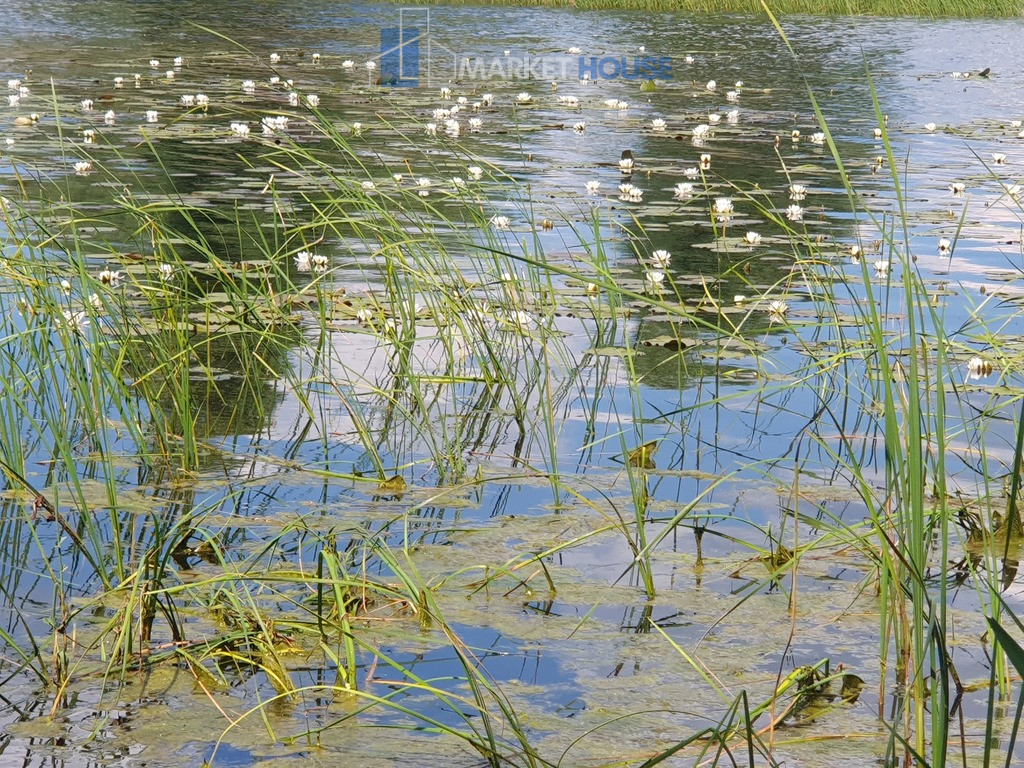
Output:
[{"xmin": 3, "ymin": 2, "xmax": 1024, "ymax": 766}]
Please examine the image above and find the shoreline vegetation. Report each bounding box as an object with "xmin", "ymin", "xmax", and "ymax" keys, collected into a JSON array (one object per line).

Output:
[{"xmin": 386, "ymin": 0, "xmax": 1024, "ymax": 17}]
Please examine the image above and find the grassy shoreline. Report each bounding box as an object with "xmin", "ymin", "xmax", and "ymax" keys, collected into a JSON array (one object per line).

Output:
[{"xmin": 388, "ymin": 0, "xmax": 1024, "ymax": 18}]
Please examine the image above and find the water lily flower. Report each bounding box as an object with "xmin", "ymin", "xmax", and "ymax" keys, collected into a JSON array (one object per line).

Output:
[
  {"xmin": 311, "ymin": 254, "xmax": 330, "ymax": 272},
  {"xmin": 559, "ymin": 95, "xmax": 579, "ymax": 106},
  {"xmin": 949, "ymin": 182, "xmax": 966, "ymax": 195},
  {"xmin": 967, "ymin": 356, "xmax": 994, "ymax": 379},
  {"xmin": 351, "ymin": 121, "xmax": 363, "ymax": 136},
  {"xmin": 61, "ymin": 309, "xmax": 90, "ymax": 334},
  {"xmin": 734, "ymin": 294, "xmax": 746, "ymax": 304},
  {"xmin": 181, "ymin": 94, "xmax": 195, "ymax": 107},
  {"xmin": 241, "ymin": 79, "xmax": 256, "ymax": 92},
  {"xmin": 356, "ymin": 308, "xmax": 375, "ymax": 324},
  {"xmin": 74, "ymin": 160, "xmax": 93, "ymax": 174},
  {"xmin": 727, "ymin": 109, "xmax": 740, "ymax": 124},
  {"xmin": 567, "ymin": 46, "xmax": 582, "ymax": 54},
  {"xmin": 481, "ymin": 93, "xmax": 495, "ymax": 106},
  {"xmin": 306, "ymin": 94, "xmax": 320, "ymax": 107},
  {"xmin": 468, "ymin": 117, "xmax": 482, "ymax": 131},
  {"xmin": 706, "ymin": 80, "xmax": 716, "ymax": 91},
  {"xmin": 158, "ymin": 263, "xmax": 174, "ymax": 281},
  {"xmin": 342, "ymin": 60, "xmax": 354, "ymax": 69},
  {"xmin": 785, "ymin": 204, "xmax": 804, "ymax": 221},
  {"xmin": 365, "ymin": 61, "xmax": 376, "ymax": 70},
  {"xmin": 924, "ymin": 122, "xmax": 937, "ymax": 131},
  {"xmin": 585, "ymin": 180, "xmax": 602, "ymax": 194},
  {"xmin": 650, "ymin": 250, "xmax": 672, "ymax": 268},
  {"xmin": 491, "ymin": 215, "xmax": 511, "ymax": 230},
  {"xmin": 938, "ymin": 237, "xmax": 952, "ymax": 255},
  {"xmin": 768, "ymin": 299, "xmax": 789, "ymax": 318},
  {"xmin": 60, "ymin": 279, "xmax": 73, "ymax": 293},
  {"xmin": 195, "ymin": 94, "xmax": 209, "ymax": 107},
  {"xmin": 361, "ymin": 180, "xmax": 376, "ymax": 191},
  {"xmin": 516, "ymin": 92, "xmax": 532, "ymax": 104},
  {"xmin": 6, "ymin": 79, "xmax": 21, "ymax": 90},
  {"xmin": 735, "ymin": 80, "xmax": 744, "ymax": 88},
  {"xmin": 230, "ymin": 122, "xmax": 250, "ymax": 136},
  {"xmin": 652, "ymin": 118, "xmax": 667, "ymax": 131},
  {"xmin": 692, "ymin": 123, "xmax": 711, "ymax": 139},
  {"xmin": 444, "ymin": 118, "xmax": 461, "ymax": 137},
  {"xmin": 873, "ymin": 259, "xmax": 890, "ymax": 275},
  {"xmin": 789, "ymin": 183, "xmax": 808, "ymax": 200},
  {"xmin": 618, "ymin": 183, "xmax": 643, "ymax": 202},
  {"xmin": 810, "ymin": 132, "xmax": 826, "ymax": 144},
  {"xmin": 850, "ymin": 245, "xmax": 863, "ymax": 262},
  {"xmin": 89, "ymin": 293, "xmax": 103, "ymax": 310},
  {"xmin": 573, "ymin": 121, "xmax": 586, "ymax": 132},
  {"xmin": 173, "ymin": 56, "xmax": 184, "ymax": 67},
  {"xmin": 707, "ymin": 113, "xmax": 721, "ymax": 125},
  {"xmin": 393, "ymin": 174, "xmax": 403, "ymax": 182},
  {"xmin": 83, "ymin": 129, "xmax": 96, "ymax": 143},
  {"xmin": 685, "ymin": 55, "xmax": 695, "ymax": 63},
  {"xmin": 699, "ymin": 154, "xmax": 712, "ymax": 170},
  {"xmin": 586, "ymin": 282, "xmax": 600, "ymax": 295},
  {"xmin": 270, "ymin": 53, "xmax": 281, "ymax": 64},
  {"xmin": 992, "ymin": 153, "xmax": 1007, "ymax": 164},
  {"xmin": 417, "ymin": 177, "xmax": 432, "ymax": 194},
  {"xmin": 674, "ymin": 182, "xmax": 695, "ymax": 199},
  {"xmin": 644, "ymin": 270, "xmax": 665, "ymax": 286},
  {"xmin": 80, "ymin": 99, "xmax": 93, "ymax": 110},
  {"xmin": 424, "ymin": 122, "xmax": 437, "ymax": 135},
  {"xmin": 452, "ymin": 176, "xmax": 466, "ymax": 189},
  {"xmin": 791, "ymin": 130, "xmax": 801, "ymax": 141},
  {"xmin": 440, "ymin": 86, "xmax": 452, "ymax": 99},
  {"xmin": 149, "ymin": 59, "xmax": 160, "ymax": 68},
  {"xmin": 312, "ymin": 52, "xmax": 321, "ymax": 63},
  {"xmin": 295, "ymin": 251, "xmax": 313, "ymax": 272},
  {"xmin": 873, "ymin": 127, "xmax": 882, "ymax": 138},
  {"xmin": 165, "ymin": 70, "xmax": 175, "ymax": 79},
  {"xmin": 104, "ymin": 110, "xmax": 116, "ymax": 124},
  {"xmin": 744, "ymin": 231, "xmax": 762, "ymax": 245},
  {"xmin": 619, "ymin": 155, "xmax": 635, "ymax": 172},
  {"xmin": 683, "ymin": 167, "xmax": 699, "ymax": 178},
  {"xmin": 114, "ymin": 76, "xmax": 124, "ymax": 87},
  {"xmin": 725, "ymin": 90, "xmax": 739, "ymax": 102},
  {"xmin": 98, "ymin": 269, "xmax": 122, "ymax": 286},
  {"xmin": 714, "ymin": 197, "xmax": 734, "ymax": 219},
  {"xmin": 468, "ymin": 166, "xmax": 483, "ymax": 181}
]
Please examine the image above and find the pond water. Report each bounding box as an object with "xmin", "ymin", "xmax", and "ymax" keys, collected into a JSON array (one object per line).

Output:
[{"xmin": 3, "ymin": 2, "xmax": 1024, "ymax": 766}]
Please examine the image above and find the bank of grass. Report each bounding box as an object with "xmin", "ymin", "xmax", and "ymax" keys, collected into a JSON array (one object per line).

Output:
[{"xmin": 388, "ymin": 0, "xmax": 1023, "ymax": 18}]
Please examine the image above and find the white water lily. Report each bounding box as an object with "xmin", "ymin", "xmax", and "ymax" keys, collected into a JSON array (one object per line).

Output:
[
  {"xmin": 149, "ymin": 59, "xmax": 160, "ymax": 68},
  {"xmin": 481, "ymin": 93, "xmax": 494, "ymax": 106},
  {"xmin": 786, "ymin": 204, "xmax": 804, "ymax": 221},
  {"xmin": 306, "ymin": 94, "xmax": 320, "ymax": 107},
  {"xmin": 992, "ymin": 153, "xmax": 1007, "ymax": 165},
  {"xmin": 949, "ymin": 181, "xmax": 966, "ymax": 195},
  {"xmin": 158, "ymin": 263, "xmax": 174, "ymax": 281},
  {"xmin": 180, "ymin": 94, "xmax": 195, "ymax": 107},
  {"xmin": 650, "ymin": 250, "xmax": 672, "ymax": 268},
  {"xmin": 967, "ymin": 356, "xmax": 994, "ymax": 379},
  {"xmin": 789, "ymin": 183, "xmax": 808, "ymax": 200},
  {"xmin": 924, "ymin": 122, "xmax": 937, "ymax": 132},
  {"xmin": 312, "ymin": 52, "xmax": 321, "ymax": 63},
  {"xmin": 269, "ymin": 53, "xmax": 281, "ymax": 64},
  {"xmin": 468, "ymin": 117, "xmax": 482, "ymax": 131},
  {"xmin": 644, "ymin": 270, "xmax": 665, "ymax": 286},
  {"xmin": 195, "ymin": 94, "xmax": 209, "ymax": 107},
  {"xmin": 683, "ymin": 167, "xmax": 700, "ymax": 178},
  {"xmin": 241, "ymin": 79, "xmax": 256, "ymax": 92},
  {"xmin": 685, "ymin": 55, "xmax": 695, "ymax": 63},
  {"xmin": 707, "ymin": 113, "xmax": 721, "ymax": 125},
  {"xmin": 467, "ymin": 166, "xmax": 483, "ymax": 181},
  {"xmin": 452, "ymin": 176, "xmax": 466, "ymax": 189},
  {"xmin": 98, "ymin": 269, "xmax": 122, "ymax": 287},
  {"xmin": 938, "ymin": 237, "xmax": 952, "ymax": 255},
  {"xmin": 342, "ymin": 60, "xmax": 354, "ymax": 69},
  {"xmin": 61, "ymin": 309, "xmax": 90, "ymax": 334},
  {"xmin": 768, "ymin": 299, "xmax": 789, "ymax": 318},
  {"xmin": 585, "ymin": 180, "xmax": 602, "ymax": 195},
  {"xmin": 74, "ymin": 160, "xmax": 93, "ymax": 174},
  {"xmin": 365, "ymin": 61, "xmax": 376, "ymax": 71},
  {"xmin": 6, "ymin": 79, "xmax": 21, "ymax": 90},
  {"xmin": 727, "ymin": 109, "xmax": 740, "ymax": 124},
  {"xmin": 573, "ymin": 121, "xmax": 586, "ymax": 133},
  {"xmin": 311, "ymin": 253, "xmax": 330, "ymax": 272},
  {"xmin": 146, "ymin": 110, "xmax": 158, "ymax": 122},
  {"xmin": 651, "ymin": 118, "xmax": 667, "ymax": 131},
  {"xmin": 726, "ymin": 90, "xmax": 739, "ymax": 102},
  {"xmin": 619, "ymin": 156, "xmax": 635, "ymax": 172},
  {"xmin": 424, "ymin": 122, "xmax": 437, "ymax": 135},
  {"xmin": 791, "ymin": 130, "xmax": 801, "ymax": 141},
  {"xmin": 444, "ymin": 119, "xmax": 461, "ymax": 137},
  {"xmin": 356, "ymin": 308, "xmax": 375, "ymax": 324},
  {"xmin": 80, "ymin": 99, "xmax": 93, "ymax": 110},
  {"xmin": 734, "ymin": 295, "xmax": 747, "ymax": 304},
  {"xmin": 692, "ymin": 123, "xmax": 710, "ymax": 139},
  {"xmin": 873, "ymin": 259, "xmax": 890, "ymax": 275},
  {"xmin": 674, "ymin": 182, "xmax": 695, "ymax": 199},
  {"xmin": 491, "ymin": 215, "xmax": 511, "ymax": 230},
  {"xmin": 700, "ymin": 153, "xmax": 712, "ymax": 170},
  {"xmin": 618, "ymin": 183, "xmax": 643, "ymax": 202},
  {"xmin": 440, "ymin": 86, "xmax": 452, "ymax": 99},
  {"xmin": 713, "ymin": 197, "xmax": 734, "ymax": 219},
  {"xmin": 114, "ymin": 76, "xmax": 124, "ymax": 87},
  {"xmin": 515, "ymin": 92, "xmax": 532, "ymax": 104},
  {"xmin": 849, "ymin": 245, "xmax": 863, "ymax": 262},
  {"xmin": 60, "ymin": 279, "xmax": 73, "ymax": 294},
  {"xmin": 559, "ymin": 95, "xmax": 579, "ymax": 106},
  {"xmin": 83, "ymin": 129, "xmax": 96, "ymax": 143},
  {"xmin": 165, "ymin": 70, "xmax": 175, "ymax": 79},
  {"xmin": 744, "ymin": 231, "xmax": 762, "ymax": 245},
  {"xmin": 294, "ymin": 251, "xmax": 313, "ymax": 272},
  {"xmin": 567, "ymin": 46, "xmax": 582, "ymax": 54},
  {"xmin": 706, "ymin": 80, "xmax": 716, "ymax": 91},
  {"xmin": 361, "ymin": 180, "xmax": 376, "ymax": 191},
  {"xmin": 173, "ymin": 56, "xmax": 184, "ymax": 67},
  {"xmin": 351, "ymin": 122, "xmax": 362, "ymax": 136},
  {"xmin": 229, "ymin": 122, "xmax": 250, "ymax": 136},
  {"xmin": 810, "ymin": 132, "xmax": 826, "ymax": 144}
]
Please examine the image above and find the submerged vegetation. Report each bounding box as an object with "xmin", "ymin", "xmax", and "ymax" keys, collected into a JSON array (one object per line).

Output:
[{"xmin": 3, "ymin": 4, "xmax": 1024, "ymax": 767}]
